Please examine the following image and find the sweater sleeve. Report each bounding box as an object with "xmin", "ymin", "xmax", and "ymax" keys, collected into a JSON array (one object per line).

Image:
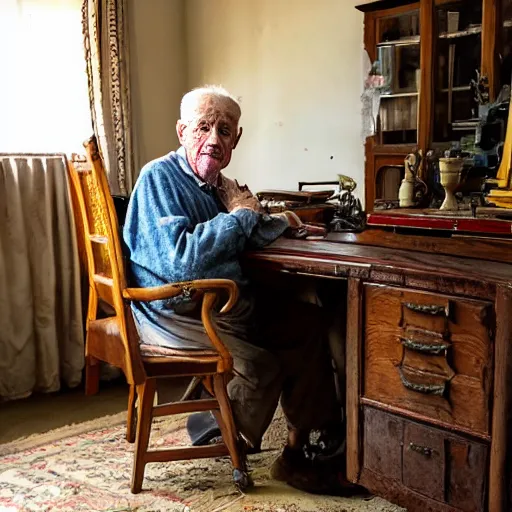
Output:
[
  {"xmin": 123, "ymin": 164, "xmax": 260, "ymax": 284},
  {"xmin": 247, "ymin": 214, "xmax": 290, "ymax": 249}
]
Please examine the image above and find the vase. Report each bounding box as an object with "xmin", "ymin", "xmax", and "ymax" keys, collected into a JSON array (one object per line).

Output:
[
  {"xmin": 439, "ymin": 158, "xmax": 463, "ymax": 211},
  {"xmin": 399, "ymin": 177, "xmax": 415, "ymax": 207}
]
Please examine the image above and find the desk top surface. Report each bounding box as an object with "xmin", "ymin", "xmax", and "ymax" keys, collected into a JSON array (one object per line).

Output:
[{"xmin": 246, "ymin": 237, "xmax": 512, "ymax": 285}]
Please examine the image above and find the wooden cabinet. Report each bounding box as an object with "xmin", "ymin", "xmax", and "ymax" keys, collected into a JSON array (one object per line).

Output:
[
  {"xmin": 356, "ymin": 0, "xmax": 511, "ymax": 210},
  {"xmin": 244, "ymin": 237, "xmax": 512, "ymax": 512}
]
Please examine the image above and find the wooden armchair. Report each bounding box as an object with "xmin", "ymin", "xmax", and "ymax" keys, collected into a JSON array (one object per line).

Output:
[{"xmin": 67, "ymin": 137, "xmax": 250, "ymax": 493}]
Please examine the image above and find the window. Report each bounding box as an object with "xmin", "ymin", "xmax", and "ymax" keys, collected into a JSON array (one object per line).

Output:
[{"xmin": 0, "ymin": 0, "xmax": 91, "ymax": 153}]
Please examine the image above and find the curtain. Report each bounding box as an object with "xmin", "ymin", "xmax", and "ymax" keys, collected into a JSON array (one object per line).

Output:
[
  {"xmin": 82, "ymin": 0, "xmax": 135, "ymax": 196},
  {"xmin": 0, "ymin": 155, "xmax": 84, "ymax": 400}
]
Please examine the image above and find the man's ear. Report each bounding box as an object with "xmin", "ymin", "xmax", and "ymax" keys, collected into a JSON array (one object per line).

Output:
[
  {"xmin": 233, "ymin": 127, "xmax": 243, "ymax": 149},
  {"xmin": 176, "ymin": 121, "xmax": 187, "ymax": 145}
]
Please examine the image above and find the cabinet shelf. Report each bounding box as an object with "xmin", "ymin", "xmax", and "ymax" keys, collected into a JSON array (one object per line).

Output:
[
  {"xmin": 381, "ymin": 92, "xmax": 419, "ymax": 98},
  {"xmin": 452, "ymin": 119, "xmax": 479, "ymax": 131},
  {"xmin": 439, "ymin": 25, "xmax": 482, "ymax": 38},
  {"xmin": 439, "ymin": 86, "xmax": 471, "ymax": 92},
  {"xmin": 377, "ymin": 36, "xmax": 420, "ymax": 47}
]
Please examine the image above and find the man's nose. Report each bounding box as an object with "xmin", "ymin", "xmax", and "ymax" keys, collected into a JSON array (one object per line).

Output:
[{"xmin": 206, "ymin": 127, "xmax": 220, "ymax": 146}]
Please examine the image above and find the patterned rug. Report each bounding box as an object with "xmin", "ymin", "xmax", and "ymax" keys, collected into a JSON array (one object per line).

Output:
[{"xmin": 0, "ymin": 410, "xmax": 404, "ymax": 512}]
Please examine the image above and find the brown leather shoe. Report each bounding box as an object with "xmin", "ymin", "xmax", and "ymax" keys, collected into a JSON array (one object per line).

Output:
[
  {"xmin": 270, "ymin": 447, "xmax": 370, "ymax": 497},
  {"xmin": 270, "ymin": 445, "xmax": 310, "ymax": 481}
]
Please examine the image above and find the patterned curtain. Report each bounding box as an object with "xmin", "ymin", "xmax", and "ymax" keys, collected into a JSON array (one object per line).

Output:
[{"xmin": 81, "ymin": 0, "xmax": 134, "ymax": 196}]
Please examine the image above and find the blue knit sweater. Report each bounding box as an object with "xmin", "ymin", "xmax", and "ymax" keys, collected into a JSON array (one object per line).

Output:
[{"xmin": 123, "ymin": 147, "xmax": 288, "ymax": 333}]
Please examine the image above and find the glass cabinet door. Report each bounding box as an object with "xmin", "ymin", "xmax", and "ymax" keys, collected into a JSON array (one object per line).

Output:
[
  {"xmin": 433, "ymin": 0, "xmax": 483, "ymax": 144},
  {"xmin": 376, "ymin": 9, "xmax": 420, "ymax": 145},
  {"xmin": 498, "ymin": 0, "xmax": 512, "ymax": 92}
]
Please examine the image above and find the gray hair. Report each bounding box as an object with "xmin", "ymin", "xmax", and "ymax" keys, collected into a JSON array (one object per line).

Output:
[{"xmin": 180, "ymin": 85, "xmax": 241, "ymax": 122}]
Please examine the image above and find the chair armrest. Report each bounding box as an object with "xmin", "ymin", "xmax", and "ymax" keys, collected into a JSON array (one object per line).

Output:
[
  {"xmin": 123, "ymin": 279, "xmax": 238, "ymax": 371},
  {"xmin": 122, "ymin": 278, "xmax": 239, "ymax": 314}
]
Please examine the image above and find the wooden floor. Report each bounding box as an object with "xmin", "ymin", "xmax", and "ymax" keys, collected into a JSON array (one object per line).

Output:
[{"xmin": 0, "ymin": 377, "xmax": 128, "ymax": 444}]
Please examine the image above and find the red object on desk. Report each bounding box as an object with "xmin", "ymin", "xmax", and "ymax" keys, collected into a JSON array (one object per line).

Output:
[{"xmin": 367, "ymin": 209, "xmax": 512, "ymax": 237}]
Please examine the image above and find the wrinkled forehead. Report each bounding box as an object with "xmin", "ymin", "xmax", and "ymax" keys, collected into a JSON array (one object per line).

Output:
[{"xmin": 189, "ymin": 95, "xmax": 240, "ymax": 126}]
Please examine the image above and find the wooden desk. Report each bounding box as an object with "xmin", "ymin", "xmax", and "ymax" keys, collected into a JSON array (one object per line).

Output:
[{"xmin": 245, "ymin": 236, "xmax": 512, "ymax": 512}]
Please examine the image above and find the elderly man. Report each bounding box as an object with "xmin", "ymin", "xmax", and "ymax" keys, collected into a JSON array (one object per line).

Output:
[{"xmin": 123, "ymin": 86, "xmax": 353, "ymax": 494}]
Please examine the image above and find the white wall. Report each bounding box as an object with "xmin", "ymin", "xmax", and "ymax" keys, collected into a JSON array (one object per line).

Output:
[
  {"xmin": 186, "ymin": 0, "xmax": 372, "ymax": 201},
  {"xmin": 128, "ymin": 0, "xmax": 186, "ymax": 170}
]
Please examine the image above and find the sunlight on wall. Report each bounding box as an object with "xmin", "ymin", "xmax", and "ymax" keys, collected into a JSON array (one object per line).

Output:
[
  {"xmin": 186, "ymin": 0, "xmax": 371, "ymax": 199},
  {"xmin": 0, "ymin": 0, "xmax": 91, "ymax": 154}
]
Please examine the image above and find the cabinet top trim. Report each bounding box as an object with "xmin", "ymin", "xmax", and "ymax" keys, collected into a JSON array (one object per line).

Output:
[{"xmin": 356, "ymin": 0, "xmax": 417, "ymax": 13}]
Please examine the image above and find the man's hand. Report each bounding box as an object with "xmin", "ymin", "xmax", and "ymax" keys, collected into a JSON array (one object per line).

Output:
[
  {"xmin": 272, "ymin": 210, "xmax": 327, "ymax": 238},
  {"xmin": 230, "ymin": 196, "xmax": 265, "ymax": 213},
  {"xmin": 274, "ymin": 210, "xmax": 302, "ymax": 228},
  {"xmin": 217, "ymin": 175, "xmax": 264, "ymax": 214}
]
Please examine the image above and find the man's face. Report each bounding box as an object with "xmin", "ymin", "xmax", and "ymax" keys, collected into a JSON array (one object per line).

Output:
[{"xmin": 177, "ymin": 95, "xmax": 242, "ymax": 185}]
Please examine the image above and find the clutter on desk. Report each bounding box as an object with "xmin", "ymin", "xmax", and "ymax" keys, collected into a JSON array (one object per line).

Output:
[
  {"xmin": 257, "ymin": 173, "xmax": 366, "ymax": 234},
  {"xmin": 398, "ymin": 150, "xmax": 428, "ymax": 208},
  {"xmin": 367, "ymin": 89, "xmax": 512, "ymax": 233},
  {"xmin": 432, "ymin": 81, "xmax": 512, "ymax": 211},
  {"xmin": 257, "ymin": 189, "xmax": 337, "ymax": 226},
  {"xmin": 328, "ymin": 175, "xmax": 366, "ymax": 233},
  {"xmin": 371, "ymin": 76, "xmax": 512, "ymax": 224}
]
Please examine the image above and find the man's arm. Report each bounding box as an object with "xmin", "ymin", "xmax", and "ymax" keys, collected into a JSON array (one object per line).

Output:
[
  {"xmin": 123, "ymin": 166, "xmax": 260, "ymax": 283},
  {"xmin": 158, "ymin": 209, "xmax": 259, "ymax": 273}
]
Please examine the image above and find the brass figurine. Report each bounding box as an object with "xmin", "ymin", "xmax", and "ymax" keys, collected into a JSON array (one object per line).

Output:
[
  {"xmin": 399, "ymin": 150, "xmax": 428, "ymax": 208},
  {"xmin": 329, "ymin": 174, "xmax": 366, "ymax": 232}
]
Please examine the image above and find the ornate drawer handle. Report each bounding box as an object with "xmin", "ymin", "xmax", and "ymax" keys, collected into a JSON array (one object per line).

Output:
[
  {"xmin": 409, "ymin": 442, "xmax": 434, "ymax": 457},
  {"xmin": 400, "ymin": 337, "xmax": 451, "ymax": 354},
  {"xmin": 403, "ymin": 302, "xmax": 447, "ymax": 316},
  {"xmin": 399, "ymin": 369, "xmax": 446, "ymax": 396}
]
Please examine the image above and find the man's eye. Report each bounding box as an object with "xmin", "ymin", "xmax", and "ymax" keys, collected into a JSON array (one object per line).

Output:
[
  {"xmin": 220, "ymin": 129, "xmax": 230, "ymax": 136},
  {"xmin": 200, "ymin": 126, "xmax": 209, "ymax": 132}
]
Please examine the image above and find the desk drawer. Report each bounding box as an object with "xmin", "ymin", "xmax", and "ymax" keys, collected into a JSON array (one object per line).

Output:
[
  {"xmin": 363, "ymin": 407, "xmax": 488, "ymax": 512},
  {"xmin": 363, "ymin": 284, "xmax": 493, "ymax": 435}
]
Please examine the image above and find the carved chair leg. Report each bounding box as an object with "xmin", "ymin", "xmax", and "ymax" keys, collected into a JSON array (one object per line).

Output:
[
  {"xmin": 131, "ymin": 378, "xmax": 156, "ymax": 494},
  {"xmin": 212, "ymin": 373, "xmax": 252, "ymax": 490},
  {"xmin": 126, "ymin": 384, "xmax": 137, "ymax": 443},
  {"xmin": 85, "ymin": 355, "xmax": 100, "ymax": 396}
]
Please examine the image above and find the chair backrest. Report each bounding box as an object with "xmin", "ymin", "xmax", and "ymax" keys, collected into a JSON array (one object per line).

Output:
[
  {"xmin": 69, "ymin": 137, "xmax": 146, "ymax": 386},
  {"xmin": 69, "ymin": 137, "xmax": 127, "ymax": 317}
]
